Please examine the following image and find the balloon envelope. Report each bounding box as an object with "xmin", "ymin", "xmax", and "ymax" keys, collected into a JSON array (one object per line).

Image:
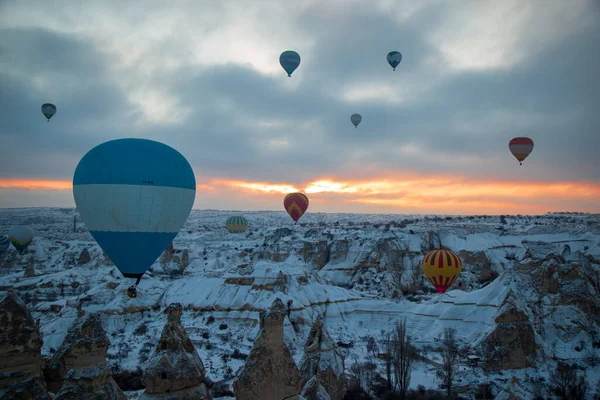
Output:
[
  {"xmin": 509, "ymin": 137, "xmax": 534, "ymax": 165},
  {"xmin": 387, "ymin": 51, "xmax": 402, "ymax": 70},
  {"xmin": 8, "ymin": 226, "xmax": 34, "ymax": 253},
  {"xmin": 279, "ymin": 50, "xmax": 301, "ymax": 77},
  {"xmin": 73, "ymin": 138, "xmax": 196, "ymax": 278},
  {"xmin": 422, "ymin": 249, "xmax": 462, "ymax": 294},
  {"xmin": 284, "ymin": 193, "xmax": 309, "ymax": 223},
  {"xmin": 41, "ymin": 103, "xmax": 57, "ymax": 121},
  {"xmin": 226, "ymin": 215, "xmax": 248, "ymax": 233},
  {"xmin": 351, "ymin": 113, "xmax": 362, "ymax": 127},
  {"xmin": 0, "ymin": 235, "xmax": 10, "ymax": 255}
]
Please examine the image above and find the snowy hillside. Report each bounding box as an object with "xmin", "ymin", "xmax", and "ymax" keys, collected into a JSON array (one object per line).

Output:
[{"xmin": 1, "ymin": 208, "xmax": 599, "ymax": 399}]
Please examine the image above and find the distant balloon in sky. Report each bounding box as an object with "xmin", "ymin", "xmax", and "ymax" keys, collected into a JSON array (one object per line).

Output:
[
  {"xmin": 226, "ymin": 215, "xmax": 248, "ymax": 233},
  {"xmin": 0, "ymin": 235, "xmax": 10, "ymax": 256},
  {"xmin": 284, "ymin": 192, "xmax": 309, "ymax": 224},
  {"xmin": 73, "ymin": 138, "xmax": 196, "ymax": 294},
  {"xmin": 41, "ymin": 103, "xmax": 57, "ymax": 121},
  {"xmin": 279, "ymin": 50, "xmax": 301, "ymax": 77},
  {"xmin": 422, "ymin": 249, "xmax": 462, "ymax": 294},
  {"xmin": 351, "ymin": 113, "xmax": 362, "ymax": 128},
  {"xmin": 8, "ymin": 226, "xmax": 34, "ymax": 254},
  {"xmin": 509, "ymin": 137, "xmax": 534, "ymax": 165},
  {"xmin": 387, "ymin": 51, "xmax": 402, "ymax": 71}
]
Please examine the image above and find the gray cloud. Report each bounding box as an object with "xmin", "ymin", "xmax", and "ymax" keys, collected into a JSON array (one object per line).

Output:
[{"xmin": 0, "ymin": 0, "xmax": 598, "ymax": 189}]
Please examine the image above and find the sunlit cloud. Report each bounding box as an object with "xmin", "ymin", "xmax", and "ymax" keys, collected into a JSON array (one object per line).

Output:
[
  {"xmin": 0, "ymin": 179, "xmax": 217, "ymax": 193},
  {"xmin": 0, "ymin": 1, "xmax": 316, "ymax": 126},
  {"xmin": 265, "ymin": 139, "xmax": 290, "ymax": 150},
  {"xmin": 342, "ymin": 84, "xmax": 399, "ymax": 104},
  {"xmin": 0, "ymin": 179, "xmax": 72, "ymax": 190},
  {"xmin": 215, "ymin": 179, "xmax": 300, "ymax": 194},
  {"xmin": 1, "ymin": 175, "xmax": 598, "ymax": 214},
  {"xmin": 350, "ymin": 197, "xmax": 547, "ymax": 214},
  {"xmin": 427, "ymin": 0, "xmax": 594, "ymax": 71}
]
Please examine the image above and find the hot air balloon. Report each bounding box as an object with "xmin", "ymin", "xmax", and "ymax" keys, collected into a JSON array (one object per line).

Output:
[
  {"xmin": 387, "ymin": 51, "xmax": 402, "ymax": 71},
  {"xmin": 351, "ymin": 113, "xmax": 362, "ymax": 128},
  {"xmin": 73, "ymin": 138, "xmax": 196, "ymax": 298},
  {"xmin": 8, "ymin": 226, "xmax": 34, "ymax": 254},
  {"xmin": 422, "ymin": 249, "xmax": 462, "ymax": 294},
  {"xmin": 284, "ymin": 192, "xmax": 309, "ymax": 224},
  {"xmin": 0, "ymin": 235, "xmax": 9, "ymax": 256},
  {"xmin": 226, "ymin": 215, "xmax": 248, "ymax": 233},
  {"xmin": 280, "ymin": 50, "xmax": 301, "ymax": 77},
  {"xmin": 509, "ymin": 137, "xmax": 534, "ymax": 165},
  {"xmin": 41, "ymin": 103, "xmax": 57, "ymax": 121}
]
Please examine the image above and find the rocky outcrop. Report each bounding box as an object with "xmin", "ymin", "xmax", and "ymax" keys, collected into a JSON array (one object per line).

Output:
[
  {"xmin": 482, "ymin": 290, "xmax": 536, "ymax": 370},
  {"xmin": 0, "ymin": 291, "xmax": 50, "ymax": 400},
  {"xmin": 529, "ymin": 258, "xmax": 560, "ymax": 295},
  {"xmin": 458, "ymin": 250, "xmax": 493, "ymax": 283},
  {"xmin": 522, "ymin": 240, "xmax": 558, "ymax": 262},
  {"xmin": 530, "ymin": 259, "xmax": 600, "ymax": 318},
  {"xmin": 420, "ymin": 231, "xmax": 441, "ymax": 252},
  {"xmin": 350, "ymin": 238, "xmax": 407, "ymax": 297},
  {"xmin": 161, "ymin": 243, "xmax": 175, "ymax": 264},
  {"xmin": 233, "ymin": 298, "xmax": 302, "ymax": 400},
  {"xmin": 181, "ymin": 250, "xmax": 190, "ymax": 271},
  {"xmin": 24, "ymin": 257, "xmax": 36, "ymax": 278},
  {"xmin": 299, "ymin": 316, "xmax": 345, "ymax": 400},
  {"xmin": 46, "ymin": 313, "xmax": 126, "ymax": 400},
  {"xmin": 329, "ymin": 240, "xmax": 349, "ymax": 264},
  {"xmin": 264, "ymin": 243, "xmax": 291, "ymax": 263},
  {"xmin": 354, "ymin": 238, "xmax": 407, "ymax": 272},
  {"xmin": 303, "ymin": 241, "xmax": 330, "ymax": 269},
  {"xmin": 139, "ymin": 303, "xmax": 212, "ymax": 400},
  {"xmin": 300, "ymin": 376, "xmax": 332, "ymax": 400},
  {"xmin": 494, "ymin": 376, "xmax": 528, "ymax": 400},
  {"xmin": 47, "ymin": 313, "xmax": 125, "ymax": 399},
  {"xmin": 77, "ymin": 248, "xmax": 91, "ymax": 265},
  {"xmin": 267, "ymin": 228, "xmax": 294, "ymax": 242}
]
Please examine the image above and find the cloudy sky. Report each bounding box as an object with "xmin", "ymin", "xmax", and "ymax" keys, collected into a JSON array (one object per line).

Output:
[{"xmin": 1, "ymin": 0, "xmax": 599, "ymax": 214}]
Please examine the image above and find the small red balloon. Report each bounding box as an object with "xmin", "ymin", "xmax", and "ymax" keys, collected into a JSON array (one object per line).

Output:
[{"xmin": 284, "ymin": 192, "xmax": 309, "ymax": 223}]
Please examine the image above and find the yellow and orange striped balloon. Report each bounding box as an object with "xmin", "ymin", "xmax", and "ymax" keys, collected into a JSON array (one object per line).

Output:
[{"xmin": 422, "ymin": 249, "xmax": 462, "ymax": 294}]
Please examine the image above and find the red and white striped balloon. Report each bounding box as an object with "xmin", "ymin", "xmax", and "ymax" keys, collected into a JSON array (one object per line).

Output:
[{"xmin": 509, "ymin": 137, "xmax": 534, "ymax": 165}]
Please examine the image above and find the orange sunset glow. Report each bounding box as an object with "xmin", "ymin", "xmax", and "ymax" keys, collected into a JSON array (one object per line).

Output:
[{"xmin": 1, "ymin": 176, "xmax": 598, "ymax": 215}]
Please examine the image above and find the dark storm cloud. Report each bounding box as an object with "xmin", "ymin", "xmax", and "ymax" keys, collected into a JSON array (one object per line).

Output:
[
  {"xmin": 0, "ymin": 1, "xmax": 598, "ymax": 187},
  {"xmin": 0, "ymin": 27, "xmax": 135, "ymax": 179}
]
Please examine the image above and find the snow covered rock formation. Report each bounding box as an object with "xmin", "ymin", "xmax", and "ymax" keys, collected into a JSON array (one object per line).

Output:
[
  {"xmin": 46, "ymin": 312, "xmax": 125, "ymax": 399},
  {"xmin": 233, "ymin": 298, "xmax": 302, "ymax": 400},
  {"xmin": 139, "ymin": 303, "xmax": 212, "ymax": 400},
  {"xmin": 0, "ymin": 291, "xmax": 50, "ymax": 400},
  {"xmin": 299, "ymin": 316, "xmax": 346, "ymax": 400}
]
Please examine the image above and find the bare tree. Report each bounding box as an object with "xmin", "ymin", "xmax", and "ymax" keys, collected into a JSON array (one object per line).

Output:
[
  {"xmin": 585, "ymin": 346, "xmax": 598, "ymax": 367},
  {"xmin": 581, "ymin": 264, "xmax": 600, "ymax": 294},
  {"xmin": 382, "ymin": 331, "xmax": 394, "ymax": 390},
  {"xmin": 366, "ymin": 335, "xmax": 379, "ymax": 361},
  {"xmin": 436, "ymin": 327, "xmax": 459, "ymax": 397},
  {"xmin": 568, "ymin": 374, "xmax": 588, "ymax": 400},
  {"xmin": 349, "ymin": 354, "xmax": 376, "ymax": 394},
  {"xmin": 550, "ymin": 361, "xmax": 575, "ymax": 399},
  {"xmin": 391, "ymin": 318, "xmax": 412, "ymax": 399}
]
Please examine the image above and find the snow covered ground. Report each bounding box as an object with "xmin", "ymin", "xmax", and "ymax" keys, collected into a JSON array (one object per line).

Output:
[{"xmin": 1, "ymin": 208, "xmax": 599, "ymax": 398}]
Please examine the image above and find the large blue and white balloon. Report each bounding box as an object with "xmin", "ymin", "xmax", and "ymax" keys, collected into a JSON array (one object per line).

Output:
[{"xmin": 73, "ymin": 138, "xmax": 196, "ymax": 279}]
